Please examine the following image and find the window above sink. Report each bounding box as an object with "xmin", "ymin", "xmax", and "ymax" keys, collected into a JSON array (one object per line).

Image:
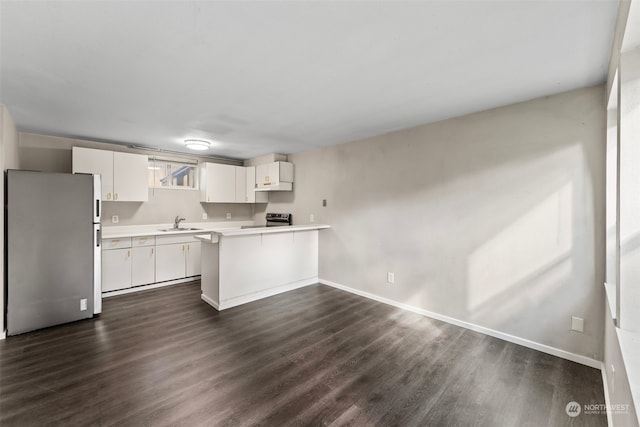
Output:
[{"xmin": 148, "ymin": 158, "xmax": 198, "ymax": 190}]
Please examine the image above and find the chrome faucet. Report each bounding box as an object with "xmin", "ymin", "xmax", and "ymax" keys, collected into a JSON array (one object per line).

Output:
[{"xmin": 174, "ymin": 216, "xmax": 186, "ymax": 229}]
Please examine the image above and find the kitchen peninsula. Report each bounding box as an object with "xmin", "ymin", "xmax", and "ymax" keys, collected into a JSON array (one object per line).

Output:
[{"xmin": 196, "ymin": 224, "xmax": 330, "ymax": 310}]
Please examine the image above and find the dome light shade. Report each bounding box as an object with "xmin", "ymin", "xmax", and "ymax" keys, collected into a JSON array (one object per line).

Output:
[{"xmin": 184, "ymin": 139, "xmax": 211, "ymax": 150}]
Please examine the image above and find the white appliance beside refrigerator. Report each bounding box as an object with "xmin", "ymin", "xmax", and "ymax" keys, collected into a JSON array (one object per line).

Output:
[{"xmin": 5, "ymin": 170, "xmax": 102, "ymax": 336}]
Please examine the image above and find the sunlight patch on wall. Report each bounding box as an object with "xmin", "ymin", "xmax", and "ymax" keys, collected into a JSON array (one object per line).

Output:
[{"xmin": 466, "ymin": 182, "xmax": 573, "ymax": 311}]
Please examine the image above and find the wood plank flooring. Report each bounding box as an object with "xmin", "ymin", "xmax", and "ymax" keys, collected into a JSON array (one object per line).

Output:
[{"xmin": 0, "ymin": 282, "xmax": 606, "ymax": 426}]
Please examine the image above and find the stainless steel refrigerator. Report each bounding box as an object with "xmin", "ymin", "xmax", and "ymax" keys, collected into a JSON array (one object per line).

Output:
[{"xmin": 6, "ymin": 170, "xmax": 102, "ymax": 336}]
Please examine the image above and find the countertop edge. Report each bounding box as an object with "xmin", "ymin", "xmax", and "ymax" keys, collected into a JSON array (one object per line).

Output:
[
  {"xmin": 101, "ymin": 221, "xmax": 254, "ymax": 239},
  {"xmin": 215, "ymin": 224, "xmax": 331, "ymax": 237}
]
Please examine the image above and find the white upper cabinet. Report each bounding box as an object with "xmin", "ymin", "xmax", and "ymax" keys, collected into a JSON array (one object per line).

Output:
[
  {"xmin": 245, "ymin": 166, "xmax": 268, "ymax": 203},
  {"xmin": 72, "ymin": 147, "xmax": 148, "ymax": 202},
  {"xmin": 200, "ymin": 163, "xmax": 268, "ymax": 203},
  {"xmin": 256, "ymin": 161, "xmax": 294, "ymax": 190},
  {"xmin": 72, "ymin": 147, "xmax": 114, "ymax": 199},
  {"xmin": 113, "ymin": 152, "xmax": 149, "ymax": 201},
  {"xmin": 201, "ymin": 163, "xmax": 236, "ymax": 203},
  {"xmin": 235, "ymin": 166, "xmax": 247, "ymax": 202}
]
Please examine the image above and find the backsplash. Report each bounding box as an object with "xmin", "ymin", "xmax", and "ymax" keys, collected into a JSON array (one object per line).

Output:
[{"xmin": 101, "ymin": 188, "xmax": 254, "ymax": 226}]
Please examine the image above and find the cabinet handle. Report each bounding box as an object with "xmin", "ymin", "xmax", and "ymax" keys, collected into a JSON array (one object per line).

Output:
[
  {"xmin": 151, "ymin": 247, "xmax": 154, "ymax": 255},
  {"xmin": 207, "ymin": 196, "xmax": 210, "ymax": 202},
  {"xmin": 187, "ymin": 244, "xmax": 190, "ymax": 251},
  {"xmin": 107, "ymin": 192, "xmax": 112, "ymax": 200},
  {"xmin": 114, "ymin": 193, "xmax": 119, "ymax": 200},
  {"xmin": 127, "ymin": 250, "xmax": 130, "ymax": 257},
  {"xmin": 182, "ymin": 244, "xmax": 185, "ymax": 252}
]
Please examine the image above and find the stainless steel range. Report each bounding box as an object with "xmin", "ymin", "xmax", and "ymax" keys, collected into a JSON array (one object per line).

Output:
[{"xmin": 266, "ymin": 213, "xmax": 292, "ymax": 227}]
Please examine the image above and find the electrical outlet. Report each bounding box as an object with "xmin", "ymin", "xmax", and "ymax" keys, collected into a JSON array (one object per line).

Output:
[
  {"xmin": 310, "ymin": 214, "xmax": 315, "ymax": 223},
  {"xmin": 226, "ymin": 213, "xmax": 232, "ymax": 220},
  {"xmin": 80, "ymin": 298, "xmax": 87, "ymax": 311},
  {"xmin": 202, "ymin": 212, "xmax": 208, "ymax": 220},
  {"xmin": 571, "ymin": 316, "xmax": 584, "ymax": 332},
  {"xmin": 387, "ymin": 272, "xmax": 395, "ymax": 284},
  {"xmin": 112, "ymin": 215, "xmax": 119, "ymax": 224}
]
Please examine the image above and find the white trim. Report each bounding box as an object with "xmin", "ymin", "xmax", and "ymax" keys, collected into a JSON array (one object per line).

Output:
[
  {"xmin": 102, "ymin": 277, "xmax": 198, "ymax": 298},
  {"xmin": 604, "ymin": 282, "xmax": 617, "ymax": 324},
  {"xmin": 201, "ymin": 294, "xmax": 220, "ymax": 310},
  {"xmin": 319, "ymin": 278, "xmax": 602, "ymax": 370},
  {"xmin": 211, "ymin": 277, "xmax": 317, "ymax": 311},
  {"xmin": 602, "ymin": 362, "xmax": 614, "ymax": 427},
  {"xmin": 0, "ymin": 331, "xmax": 5, "ymax": 340}
]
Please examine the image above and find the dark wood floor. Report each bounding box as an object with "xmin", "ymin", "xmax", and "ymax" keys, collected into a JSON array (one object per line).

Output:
[{"xmin": 0, "ymin": 282, "xmax": 606, "ymax": 426}]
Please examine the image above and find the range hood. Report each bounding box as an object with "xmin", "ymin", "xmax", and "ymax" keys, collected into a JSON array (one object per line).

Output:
[{"xmin": 255, "ymin": 182, "xmax": 293, "ymax": 192}]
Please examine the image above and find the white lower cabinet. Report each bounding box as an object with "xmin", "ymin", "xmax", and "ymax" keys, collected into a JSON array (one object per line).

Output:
[
  {"xmin": 131, "ymin": 236, "xmax": 155, "ymax": 286},
  {"xmin": 102, "ymin": 248, "xmax": 132, "ymax": 292},
  {"xmin": 155, "ymin": 243, "xmax": 187, "ymax": 282},
  {"xmin": 155, "ymin": 237, "xmax": 202, "ymax": 282},
  {"xmin": 186, "ymin": 242, "xmax": 201, "ymax": 277},
  {"xmin": 132, "ymin": 246, "xmax": 155, "ymax": 286},
  {"xmin": 102, "ymin": 233, "xmax": 201, "ymax": 292}
]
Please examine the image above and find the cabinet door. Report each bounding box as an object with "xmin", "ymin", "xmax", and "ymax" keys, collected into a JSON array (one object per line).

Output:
[
  {"xmin": 267, "ymin": 162, "xmax": 280, "ymax": 184},
  {"xmin": 245, "ymin": 166, "xmax": 267, "ymax": 203},
  {"xmin": 132, "ymin": 246, "xmax": 155, "ymax": 286},
  {"xmin": 206, "ymin": 163, "xmax": 236, "ymax": 203},
  {"xmin": 235, "ymin": 166, "xmax": 247, "ymax": 202},
  {"xmin": 102, "ymin": 248, "xmax": 131, "ymax": 292},
  {"xmin": 256, "ymin": 163, "xmax": 269, "ymax": 185},
  {"xmin": 155, "ymin": 243, "xmax": 186, "ymax": 282},
  {"xmin": 113, "ymin": 152, "xmax": 148, "ymax": 202},
  {"xmin": 72, "ymin": 147, "xmax": 114, "ymax": 201},
  {"xmin": 185, "ymin": 241, "xmax": 201, "ymax": 277}
]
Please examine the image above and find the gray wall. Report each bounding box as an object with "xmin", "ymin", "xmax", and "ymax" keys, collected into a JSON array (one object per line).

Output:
[
  {"xmin": 263, "ymin": 85, "xmax": 606, "ymax": 360},
  {"xmin": 1, "ymin": 105, "xmax": 21, "ymax": 335},
  {"xmin": 19, "ymin": 133, "xmax": 255, "ymax": 226}
]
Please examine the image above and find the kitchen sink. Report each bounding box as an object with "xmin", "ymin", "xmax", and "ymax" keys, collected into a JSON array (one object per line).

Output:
[{"xmin": 158, "ymin": 227, "xmax": 202, "ymax": 232}]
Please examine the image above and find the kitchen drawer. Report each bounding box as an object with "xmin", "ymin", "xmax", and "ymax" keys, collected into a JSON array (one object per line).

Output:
[
  {"xmin": 156, "ymin": 233, "xmax": 201, "ymax": 246},
  {"xmin": 132, "ymin": 236, "xmax": 156, "ymax": 247},
  {"xmin": 102, "ymin": 237, "xmax": 132, "ymax": 250}
]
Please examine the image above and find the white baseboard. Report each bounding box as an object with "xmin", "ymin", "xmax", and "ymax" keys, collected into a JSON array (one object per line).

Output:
[
  {"xmin": 601, "ymin": 362, "xmax": 614, "ymax": 427},
  {"xmin": 102, "ymin": 277, "xmax": 198, "ymax": 298},
  {"xmin": 319, "ymin": 278, "xmax": 602, "ymax": 370},
  {"xmin": 201, "ymin": 293, "xmax": 220, "ymax": 310},
  {"xmin": 210, "ymin": 277, "xmax": 317, "ymax": 311},
  {"xmin": 0, "ymin": 331, "xmax": 5, "ymax": 340}
]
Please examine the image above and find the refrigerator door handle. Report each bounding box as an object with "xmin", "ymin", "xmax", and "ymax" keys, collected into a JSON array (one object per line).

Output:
[
  {"xmin": 93, "ymin": 174, "xmax": 102, "ymax": 222},
  {"xmin": 96, "ymin": 228, "xmax": 101, "ymax": 247}
]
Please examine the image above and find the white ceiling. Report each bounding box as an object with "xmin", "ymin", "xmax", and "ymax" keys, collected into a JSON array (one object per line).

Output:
[{"xmin": 0, "ymin": 1, "xmax": 619, "ymax": 159}]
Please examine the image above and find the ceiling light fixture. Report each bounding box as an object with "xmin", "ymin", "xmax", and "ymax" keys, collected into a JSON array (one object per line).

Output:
[{"xmin": 184, "ymin": 139, "xmax": 211, "ymax": 151}]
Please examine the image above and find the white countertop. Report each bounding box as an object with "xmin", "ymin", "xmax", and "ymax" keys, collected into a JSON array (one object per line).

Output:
[
  {"xmin": 194, "ymin": 224, "xmax": 330, "ymax": 243},
  {"xmin": 102, "ymin": 222, "xmax": 330, "ymax": 240},
  {"xmin": 101, "ymin": 221, "xmax": 255, "ymax": 239},
  {"xmin": 216, "ymin": 224, "xmax": 330, "ymax": 237}
]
